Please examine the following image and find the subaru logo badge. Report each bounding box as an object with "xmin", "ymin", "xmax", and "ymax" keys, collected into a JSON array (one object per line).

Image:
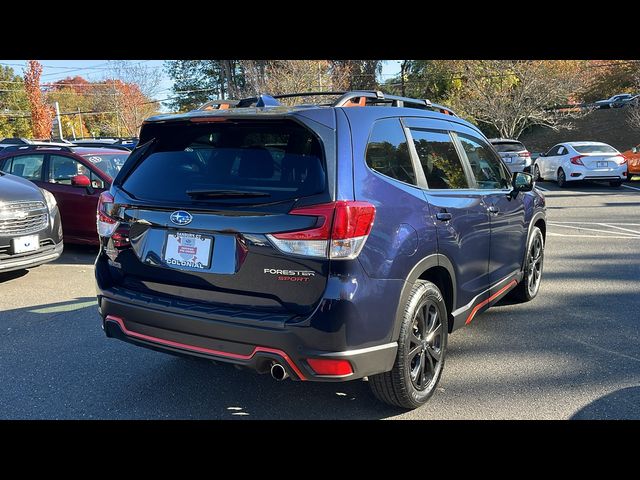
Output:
[{"xmin": 170, "ymin": 211, "xmax": 193, "ymax": 226}]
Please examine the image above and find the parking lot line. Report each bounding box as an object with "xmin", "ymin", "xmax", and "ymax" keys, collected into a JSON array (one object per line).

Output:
[
  {"xmin": 623, "ymin": 184, "xmax": 640, "ymax": 192},
  {"xmin": 599, "ymin": 223, "xmax": 640, "ymax": 234},
  {"xmin": 548, "ymin": 232, "xmax": 640, "ymax": 239},
  {"xmin": 548, "ymin": 222, "xmax": 640, "ymax": 238}
]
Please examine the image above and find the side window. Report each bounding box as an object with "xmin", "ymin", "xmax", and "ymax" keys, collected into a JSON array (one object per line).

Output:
[
  {"xmin": 557, "ymin": 146, "xmax": 567, "ymax": 155},
  {"xmin": 546, "ymin": 145, "xmax": 560, "ymax": 156},
  {"xmin": 458, "ymin": 134, "xmax": 511, "ymax": 189},
  {"xmin": 1, "ymin": 154, "xmax": 45, "ymax": 180},
  {"xmin": 409, "ymin": 129, "xmax": 469, "ymax": 189},
  {"xmin": 365, "ymin": 118, "xmax": 416, "ymax": 185},
  {"xmin": 89, "ymin": 169, "xmax": 105, "ymax": 189},
  {"xmin": 48, "ymin": 155, "xmax": 86, "ymax": 185}
]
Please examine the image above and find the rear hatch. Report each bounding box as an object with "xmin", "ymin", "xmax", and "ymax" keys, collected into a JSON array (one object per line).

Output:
[
  {"xmin": 104, "ymin": 116, "xmax": 337, "ymax": 320},
  {"xmin": 492, "ymin": 141, "xmax": 529, "ymax": 166}
]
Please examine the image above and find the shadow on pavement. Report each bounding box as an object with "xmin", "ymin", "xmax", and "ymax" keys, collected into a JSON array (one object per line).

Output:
[
  {"xmin": 52, "ymin": 243, "xmax": 98, "ymax": 266},
  {"xmin": 571, "ymin": 387, "xmax": 640, "ymax": 420},
  {"xmin": 0, "ymin": 269, "xmax": 29, "ymax": 284}
]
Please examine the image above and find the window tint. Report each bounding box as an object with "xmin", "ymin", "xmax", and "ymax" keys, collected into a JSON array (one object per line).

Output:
[
  {"xmin": 366, "ymin": 118, "xmax": 415, "ymax": 185},
  {"xmin": 492, "ymin": 142, "xmax": 526, "ymax": 153},
  {"xmin": 48, "ymin": 155, "xmax": 88, "ymax": 185},
  {"xmin": 122, "ymin": 121, "xmax": 326, "ymax": 203},
  {"xmin": 458, "ymin": 134, "xmax": 511, "ymax": 189},
  {"xmin": 546, "ymin": 145, "xmax": 561, "ymax": 156},
  {"xmin": 409, "ymin": 129, "xmax": 469, "ymax": 189},
  {"xmin": 2, "ymin": 154, "xmax": 44, "ymax": 180},
  {"xmin": 81, "ymin": 153, "xmax": 128, "ymax": 179},
  {"xmin": 572, "ymin": 144, "xmax": 618, "ymax": 154}
]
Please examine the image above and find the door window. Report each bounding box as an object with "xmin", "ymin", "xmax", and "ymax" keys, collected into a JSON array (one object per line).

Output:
[
  {"xmin": 1, "ymin": 154, "xmax": 45, "ymax": 180},
  {"xmin": 366, "ymin": 118, "xmax": 416, "ymax": 185},
  {"xmin": 48, "ymin": 155, "xmax": 87, "ymax": 185},
  {"xmin": 409, "ymin": 129, "xmax": 469, "ymax": 189},
  {"xmin": 457, "ymin": 134, "xmax": 511, "ymax": 189}
]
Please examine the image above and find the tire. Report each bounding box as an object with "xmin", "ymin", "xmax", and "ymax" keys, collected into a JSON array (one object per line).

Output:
[
  {"xmin": 534, "ymin": 164, "xmax": 543, "ymax": 182},
  {"xmin": 511, "ymin": 226, "xmax": 544, "ymax": 303},
  {"xmin": 627, "ymin": 174, "xmax": 634, "ymax": 182},
  {"xmin": 557, "ymin": 168, "xmax": 567, "ymax": 188},
  {"xmin": 610, "ymin": 180, "xmax": 622, "ymax": 187},
  {"xmin": 369, "ymin": 281, "xmax": 448, "ymax": 409}
]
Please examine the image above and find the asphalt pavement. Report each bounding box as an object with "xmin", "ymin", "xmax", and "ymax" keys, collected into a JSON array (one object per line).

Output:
[{"xmin": 1, "ymin": 180, "xmax": 639, "ymax": 419}]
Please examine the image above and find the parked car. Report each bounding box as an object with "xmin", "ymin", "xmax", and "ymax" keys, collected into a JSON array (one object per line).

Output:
[
  {"xmin": 594, "ymin": 94, "xmax": 635, "ymax": 109},
  {"xmin": 622, "ymin": 143, "xmax": 640, "ymax": 181},
  {"xmin": 489, "ymin": 138, "xmax": 533, "ymax": 173},
  {"xmin": 533, "ymin": 141, "xmax": 627, "ymax": 187},
  {"xmin": 611, "ymin": 94, "xmax": 639, "ymax": 108},
  {"xmin": 95, "ymin": 91, "xmax": 546, "ymax": 409},
  {"xmin": 73, "ymin": 138, "xmax": 138, "ymax": 151},
  {"xmin": 0, "ymin": 145, "xmax": 129, "ymax": 245},
  {"xmin": 0, "ymin": 171, "xmax": 63, "ymax": 273}
]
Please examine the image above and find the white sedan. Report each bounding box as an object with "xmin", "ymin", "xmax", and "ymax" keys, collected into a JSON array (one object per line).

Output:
[{"xmin": 533, "ymin": 142, "xmax": 628, "ymax": 187}]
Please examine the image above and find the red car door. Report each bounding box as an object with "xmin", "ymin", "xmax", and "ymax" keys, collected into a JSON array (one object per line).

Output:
[{"xmin": 45, "ymin": 154, "xmax": 105, "ymax": 245}]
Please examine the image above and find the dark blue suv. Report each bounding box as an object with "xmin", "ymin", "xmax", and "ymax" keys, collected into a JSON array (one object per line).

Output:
[{"xmin": 95, "ymin": 91, "xmax": 546, "ymax": 409}]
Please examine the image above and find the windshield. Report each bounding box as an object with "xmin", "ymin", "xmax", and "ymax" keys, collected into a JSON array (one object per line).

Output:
[
  {"xmin": 81, "ymin": 153, "xmax": 129, "ymax": 179},
  {"xmin": 572, "ymin": 144, "xmax": 618, "ymax": 154},
  {"xmin": 492, "ymin": 142, "xmax": 526, "ymax": 153},
  {"xmin": 121, "ymin": 120, "xmax": 326, "ymax": 204}
]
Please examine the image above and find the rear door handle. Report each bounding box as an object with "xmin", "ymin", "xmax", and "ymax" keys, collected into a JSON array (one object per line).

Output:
[
  {"xmin": 436, "ymin": 212, "xmax": 452, "ymax": 221},
  {"xmin": 487, "ymin": 205, "xmax": 499, "ymax": 215}
]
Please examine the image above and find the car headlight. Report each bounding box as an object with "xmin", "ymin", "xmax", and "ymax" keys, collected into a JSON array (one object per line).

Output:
[{"xmin": 40, "ymin": 188, "xmax": 57, "ymax": 212}]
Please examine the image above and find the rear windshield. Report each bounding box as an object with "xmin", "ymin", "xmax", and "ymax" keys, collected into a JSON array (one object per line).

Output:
[
  {"xmin": 122, "ymin": 121, "xmax": 326, "ymax": 204},
  {"xmin": 81, "ymin": 153, "xmax": 129, "ymax": 179},
  {"xmin": 572, "ymin": 144, "xmax": 618, "ymax": 154},
  {"xmin": 492, "ymin": 142, "xmax": 526, "ymax": 152}
]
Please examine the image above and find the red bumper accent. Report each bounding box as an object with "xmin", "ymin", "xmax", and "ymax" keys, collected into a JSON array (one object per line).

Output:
[{"xmin": 105, "ymin": 315, "xmax": 307, "ymax": 381}]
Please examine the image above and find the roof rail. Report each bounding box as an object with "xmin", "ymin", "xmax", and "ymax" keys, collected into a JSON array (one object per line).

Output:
[
  {"xmin": 191, "ymin": 90, "xmax": 458, "ymax": 116},
  {"xmin": 3, "ymin": 144, "xmax": 74, "ymax": 153},
  {"xmin": 71, "ymin": 143, "xmax": 133, "ymax": 152}
]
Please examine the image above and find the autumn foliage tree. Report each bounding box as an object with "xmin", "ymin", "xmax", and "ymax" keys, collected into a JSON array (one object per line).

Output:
[{"xmin": 24, "ymin": 60, "xmax": 53, "ymax": 139}]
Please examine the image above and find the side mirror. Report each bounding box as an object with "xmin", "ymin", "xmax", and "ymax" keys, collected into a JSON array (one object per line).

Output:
[
  {"xmin": 509, "ymin": 172, "xmax": 534, "ymax": 198},
  {"xmin": 539, "ymin": 152, "xmax": 546, "ymax": 157},
  {"xmin": 633, "ymin": 147, "xmax": 638, "ymax": 154},
  {"xmin": 71, "ymin": 174, "xmax": 91, "ymax": 187}
]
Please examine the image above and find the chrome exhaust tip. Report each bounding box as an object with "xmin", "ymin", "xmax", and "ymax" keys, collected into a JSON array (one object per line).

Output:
[{"xmin": 270, "ymin": 363, "xmax": 289, "ymax": 381}]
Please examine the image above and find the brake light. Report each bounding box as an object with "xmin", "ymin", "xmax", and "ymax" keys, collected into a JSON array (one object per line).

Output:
[
  {"xmin": 518, "ymin": 151, "xmax": 531, "ymax": 157},
  {"xmin": 97, "ymin": 191, "xmax": 118, "ymax": 237},
  {"xmin": 266, "ymin": 201, "xmax": 376, "ymax": 259},
  {"xmin": 614, "ymin": 156, "xmax": 627, "ymax": 165},
  {"xmin": 570, "ymin": 155, "xmax": 585, "ymax": 166}
]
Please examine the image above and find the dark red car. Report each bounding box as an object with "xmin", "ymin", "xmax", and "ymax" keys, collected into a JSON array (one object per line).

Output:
[{"xmin": 0, "ymin": 145, "xmax": 129, "ymax": 245}]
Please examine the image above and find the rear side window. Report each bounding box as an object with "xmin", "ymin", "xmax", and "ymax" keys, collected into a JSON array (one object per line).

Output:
[
  {"xmin": 1, "ymin": 154, "xmax": 44, "ymax": 181},
  {"xmin": 409, "ymin": 129, "xmax": 469, "ymax": 189},
  {"xmin": 365, "ymin": 118, "xmax": 416, "ymax": 185},
  {"xmin": 122, "ymin": 121, "xmax": 326, "ymax": 203},
  {"xmin": 492, "ymin": 142, "xmax": 526, "ymax": 153}
]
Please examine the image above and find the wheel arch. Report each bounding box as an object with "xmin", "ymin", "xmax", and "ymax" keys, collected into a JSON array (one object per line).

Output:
[{"xmin": 391, "ymin": 254, "xmax": 457, "ymax": 340}]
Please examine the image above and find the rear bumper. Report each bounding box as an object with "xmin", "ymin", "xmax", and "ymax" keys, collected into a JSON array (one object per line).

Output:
[
  {"xmin": 566, "ymin": 165, "xmax": 626, "ymax": 181},
  {"xmin": 97, "ymin": 289, "xmax": 398, "ymax": 382},
  {"xmin": 0, "ymin": 240, "xmax": 63, "ymax": 273}
]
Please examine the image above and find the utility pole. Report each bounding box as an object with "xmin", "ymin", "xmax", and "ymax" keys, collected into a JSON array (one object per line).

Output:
[
  {"xmin": 78, "ymin": 107, "xmax": 84, "ymax": 138},
  {"xmin": 55, "ymin": 102, "xmax": 63, "ymax": 140}
]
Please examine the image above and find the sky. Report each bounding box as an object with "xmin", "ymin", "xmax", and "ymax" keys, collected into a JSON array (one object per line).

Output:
[{"xmin": 0, "ymin": 60, "xmax": 402, "ymax": 111}]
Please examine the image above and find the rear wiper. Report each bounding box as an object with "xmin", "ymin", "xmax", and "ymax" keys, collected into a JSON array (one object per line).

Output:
[{"xmin": 186, "ymin": 189, "xmax": 271, "ymax": 199}]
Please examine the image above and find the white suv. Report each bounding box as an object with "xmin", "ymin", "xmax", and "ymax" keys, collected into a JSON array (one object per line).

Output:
[{"xmin": 533, "ymin": 142, "xmax": 627, "ymax": 187}]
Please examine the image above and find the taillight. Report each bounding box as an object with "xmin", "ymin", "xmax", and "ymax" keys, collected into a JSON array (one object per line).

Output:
[
  {"xmin": 518, "ymin": 151, "xmax": 531, "ymax": 157},
  {"xmin": 266, "ymin": 201, "xmax": 376, "ymax": 259},
  {"xmin": 97, "ymin": 191, "xmax": 118, "ymax": 237},
  {"xmin": 614, "ymin": 156, "xmax": 627, "ymax": 165},
  {"xmin": 570, "ymin": 155, "xmax": 585, "ymax": 166}
]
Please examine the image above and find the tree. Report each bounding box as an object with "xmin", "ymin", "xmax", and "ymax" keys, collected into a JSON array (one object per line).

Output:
[
  {"xmin": 448, "ymin": 60, "xmax": 589, "ymax": 139},
  {"xmin": 24, "ymin": 60, "xmax": 53, "ymax": 139},
  {"xmin": 0, "ymin": 65, "xmax": 31, "ymax": 138},
  {"xmin": 330, "ymin": 60, "xmax": 381, "ymax": 90},
  {"xmin": 627, "ymin": 70, "xmax": 640, "ymax": 133}
]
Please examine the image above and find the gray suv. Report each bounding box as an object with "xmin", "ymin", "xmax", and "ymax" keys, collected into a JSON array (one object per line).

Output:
[{"xmin": 489, "ymin": 138, "xmax": 532, "ymax": 174}]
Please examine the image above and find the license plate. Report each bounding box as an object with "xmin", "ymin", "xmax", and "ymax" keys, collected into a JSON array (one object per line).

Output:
[
  {"xmin": 503, "ymin": 157, "xmax": 512, "ymax": 163},
  {"xmin": 13, "ymin": 234, "xmax": 39, "ymax": 254},
  {"xmin": 163, "ymin": 232, "xmax": 213, "ymax": 270},
  {"xmin": 597, "ymin": 161, "xmax": 608, "ymax": 168}
]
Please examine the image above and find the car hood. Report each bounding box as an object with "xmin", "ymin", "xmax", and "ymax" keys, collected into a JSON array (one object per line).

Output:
[{"xmin": 0, "ymin": 173, "xmax": 45, "ymax": 203}]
